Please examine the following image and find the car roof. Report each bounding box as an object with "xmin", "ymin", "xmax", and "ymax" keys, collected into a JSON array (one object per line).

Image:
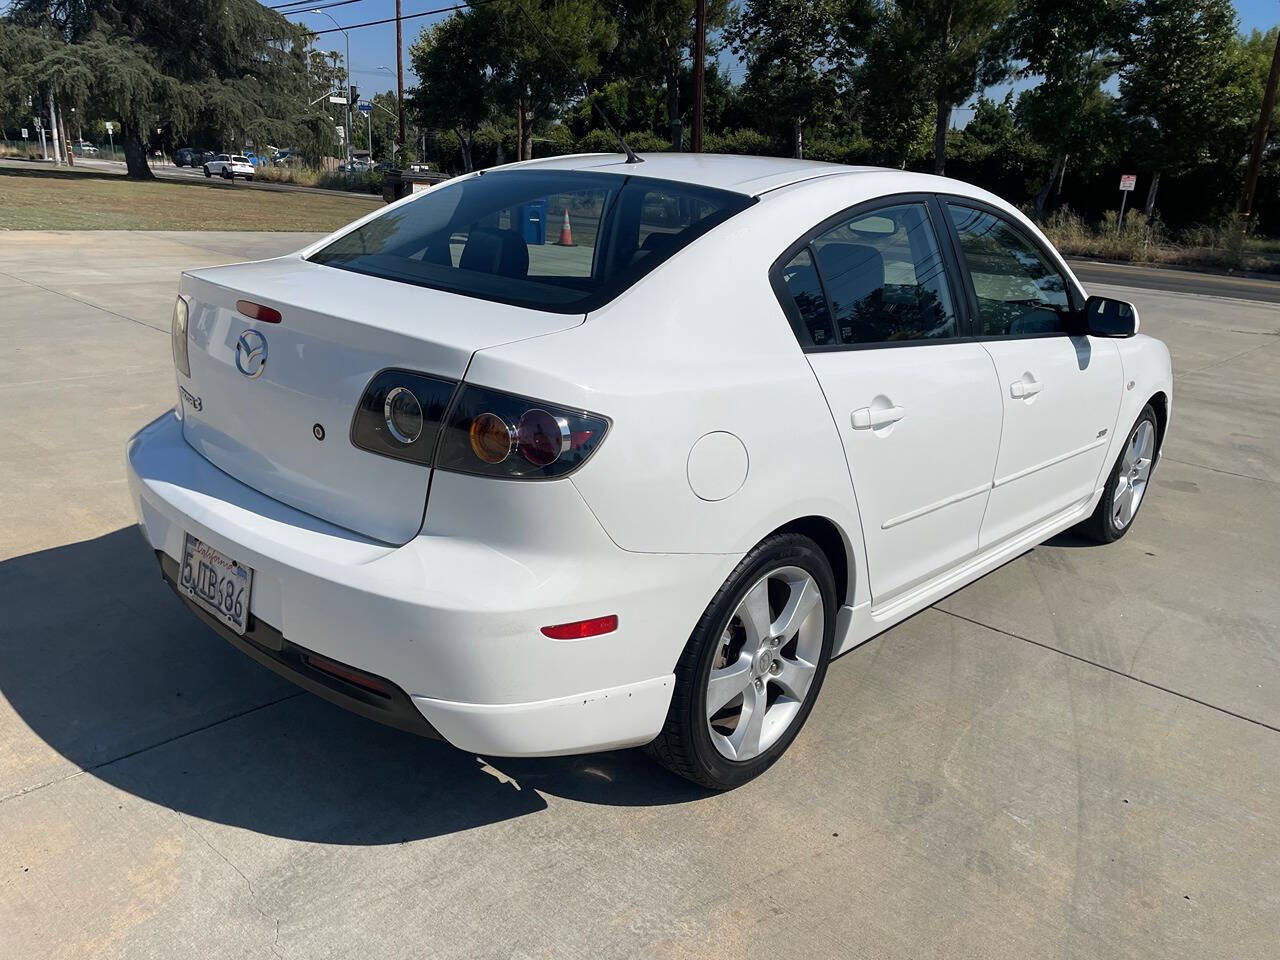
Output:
[{"xmin": 500, "ymin": 152, "xmax": 882, "ymax": 196}]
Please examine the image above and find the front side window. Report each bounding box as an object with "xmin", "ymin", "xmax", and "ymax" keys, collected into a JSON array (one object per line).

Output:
[
  {"xmin": 310, "ymin": 170, "xmax": 754, "ymax": 313},
  {"xmin": 947, "ymin": 204, "xmax": 1072, "ymax": 336},
  {"xmin": 781, "ymin": 202, "xmax": 958, "ymax": 347}
]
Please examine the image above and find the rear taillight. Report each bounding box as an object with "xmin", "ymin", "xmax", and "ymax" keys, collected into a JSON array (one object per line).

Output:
[
  {"xmin": 350, "ymin": 373, "xmax": 609, "ymax": 479},
  {"xmin": 349, "ymin": 369, "xmax": 456, "ymax": 466},
  {"xmin": 171, "ymin": 295, "xmax": 190, "ymax": 377},
  {"xmin": 435, "ymin": 384, "xmax": 609, "ymax": 480}
]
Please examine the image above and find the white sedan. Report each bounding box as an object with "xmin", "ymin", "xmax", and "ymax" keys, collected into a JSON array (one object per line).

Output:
[
  {"xmin": 127, "ymin": 154, "xmax": 1171, "ymax": 790},
  {"xmin": 203, "ymin": 154, "xmax": 255, "ymax": 180}
]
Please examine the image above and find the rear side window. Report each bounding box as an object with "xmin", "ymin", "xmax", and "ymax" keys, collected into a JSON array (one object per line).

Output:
[
  {"xmin": 310, "ymin": 170, "xmax": 754, "ymax": 313},
  {"xmin": 779, "ymin": 249, "xmax": 834, "ymax": 346},
  {"xmin": 946, "ymin": 204, "xmax": 1072, "ymax": 336},
  {"xmin": 780, "ymin": 202, "xmax": 958, "ymax": 346}
]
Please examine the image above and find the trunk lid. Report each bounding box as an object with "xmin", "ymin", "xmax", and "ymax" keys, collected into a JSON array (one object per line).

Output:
[{"xmin": 178, "ymin": 256, "xmax": 583, "ymax": 544}]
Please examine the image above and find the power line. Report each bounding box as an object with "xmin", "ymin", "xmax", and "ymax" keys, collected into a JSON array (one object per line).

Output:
[
  {"xmin": 270, "ymin": 0, "xmax": 370, "ymax": 13},
  {"xmin": 275, "ymin": 0, "xmax": 495, "ymax": 37}
]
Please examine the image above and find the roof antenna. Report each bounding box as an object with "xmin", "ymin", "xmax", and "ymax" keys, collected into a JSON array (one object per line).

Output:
[{"xmin": 510, "ymin": 1, "xmax": 643, "ymax": 163}]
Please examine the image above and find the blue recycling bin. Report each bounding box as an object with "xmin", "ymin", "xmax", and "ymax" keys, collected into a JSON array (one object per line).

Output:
[{"xmin": 519, "ymin": 199, "xmax": 547, "ymax": 245}]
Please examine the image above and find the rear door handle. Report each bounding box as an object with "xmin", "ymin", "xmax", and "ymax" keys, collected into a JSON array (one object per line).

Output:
[
  {"xmin": 851, "ymin": 405, "xmax": 905, "ymax": 429},
  {"xmin": 1009, "ymin": 378, "xmax": 1043, "ymax": 399}
]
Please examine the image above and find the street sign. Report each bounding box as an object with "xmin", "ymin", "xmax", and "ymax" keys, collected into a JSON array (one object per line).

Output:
[
  {"xmin": 20, "ymin": 128, "xmax": 27, "ymax": 138},
  {"xmin": 329, "ymin": 95, "xmax": 348, "ymax": 105},
  {"xmin": 105, "ymin": 121, "xmax": 113, "ymax": 134},
  {"xmin": 358, "ymin": 101, "xmax": 372, "ymax": 115},
  {"xmin": 1119, "ymin": 174, "xmax": 1137, "ymax": 192}
]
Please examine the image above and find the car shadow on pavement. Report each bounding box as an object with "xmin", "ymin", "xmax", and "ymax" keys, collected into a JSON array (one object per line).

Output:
[{"xmin": 0, "ymin": 527, "xmax": 709, "ymax": 845}]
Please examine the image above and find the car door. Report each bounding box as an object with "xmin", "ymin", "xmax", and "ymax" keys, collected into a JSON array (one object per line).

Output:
[
  {"xmin": 773, "ymin": 196, "xmax": 1004, "ymax": 604},
  {"xmin": 943, "ymin": 200, "xmax": 1123, "ymax": 550}
]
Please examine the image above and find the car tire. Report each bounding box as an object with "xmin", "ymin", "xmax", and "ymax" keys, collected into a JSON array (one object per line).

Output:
[
  {"xmin": 222, "ymin": 168, "xmax": 233, "ymax": 180},
  {"xmin": 646, "ymin": 532, "xmax": 837, "ymax": 790},
  {"xmin": 1076, "ymin": 403, "xmax": 1159, "ymax": 544},
  {"xmin": 203, "ymin": 166, "xmax": 211, "ymax": 178}
]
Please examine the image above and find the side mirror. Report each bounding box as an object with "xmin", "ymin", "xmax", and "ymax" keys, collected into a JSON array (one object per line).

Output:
[{"xmin": 1084, "ymin": 295, "xmax": 1139, "ymax": 337}]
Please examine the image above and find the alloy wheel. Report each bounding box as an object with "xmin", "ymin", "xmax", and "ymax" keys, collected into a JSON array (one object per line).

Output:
[
  {"xmin": 1114, "ymin": 419, "xmax": 1155, "ymax": 529},
  {"xmin": 705, "ymin": 566, "xmax": 825, "ymax": 762}
]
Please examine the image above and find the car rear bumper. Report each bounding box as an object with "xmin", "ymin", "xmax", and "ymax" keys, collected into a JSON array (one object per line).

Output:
[{"xmin": 126, "ymin": 411, "xmax": 730, "ymax": 756}]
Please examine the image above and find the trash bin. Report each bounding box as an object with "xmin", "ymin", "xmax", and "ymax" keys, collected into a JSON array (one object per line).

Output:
[
  {"xmin": 382, "ymin": 168, "xmax": 450, "ymax": 204},
  {"xmin": 518, "ymin": 199, "xmax": 547, "ymax": 245}
]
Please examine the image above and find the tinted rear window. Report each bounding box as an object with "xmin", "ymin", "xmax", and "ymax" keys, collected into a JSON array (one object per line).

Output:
[{"xmin": 309, "ymin": 170, "xmax": 755, "ymax": 313}]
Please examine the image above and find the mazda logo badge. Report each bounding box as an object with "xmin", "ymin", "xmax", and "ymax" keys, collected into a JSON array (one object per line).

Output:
[{"xmin": 235, "ymin": 329, "xmax": 268, "ymax": 379}]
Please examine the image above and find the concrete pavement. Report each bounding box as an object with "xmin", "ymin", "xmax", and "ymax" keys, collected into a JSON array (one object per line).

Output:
[{"xmin": 1, "ymin": 232, "xmax": 1278, "ymax": 959}]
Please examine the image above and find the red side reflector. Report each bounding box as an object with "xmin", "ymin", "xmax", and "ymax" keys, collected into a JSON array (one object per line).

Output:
[
  {"xmin": 541, "ymin": 615, "xmax": 618, "ymax": 640},
  {"xmin": 303, "ymin": 653, "xmax": 392, "ymax": 697},
  {"xmin": 236, "ymin": 299, "xmax": 282, "ymax": 323}
]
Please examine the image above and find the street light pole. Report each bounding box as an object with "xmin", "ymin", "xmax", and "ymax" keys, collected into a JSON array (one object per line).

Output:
[
  {"xmin": 313, "ymin": 9, "xmax": 352, "ymax": 166},
  {"xmin": 396, "ymin": 0, "xmax": 406, "ymax": 161},
  {"xmin": 377, "ymin": 65, "xmax": 401, "ymax": 165},
  {"xmin": 692, "ymin": 0, "xmax": 706, "ymax": 153}
]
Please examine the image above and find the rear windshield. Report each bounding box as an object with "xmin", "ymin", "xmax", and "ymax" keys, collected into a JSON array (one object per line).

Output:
[{"xmin": 308, "ymin": 169, "xmax": 755, "ymax": 313}]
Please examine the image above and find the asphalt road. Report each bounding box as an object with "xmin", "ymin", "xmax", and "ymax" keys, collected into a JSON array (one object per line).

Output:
[
  {"xmin": 8, "ymin": 155, "xmax": 384, "ymax": 201},
  {"xmin": 1, "ymin": 231, "xmax": 1278, "ymax": 959},
  {"xmin": 1069, "ymin": 258, "xmax": 1280, "ymax": 304}
]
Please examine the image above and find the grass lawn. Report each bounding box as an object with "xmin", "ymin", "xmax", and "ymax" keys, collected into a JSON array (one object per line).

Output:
[{"xmin": 0, "ymin": 165, "xmax": 379, "ymax": 231}]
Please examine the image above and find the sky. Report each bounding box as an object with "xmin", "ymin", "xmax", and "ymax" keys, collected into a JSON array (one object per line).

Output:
[{"xmin": 280, "ymin": 0, "xmax": 1280, "ymax": 101}]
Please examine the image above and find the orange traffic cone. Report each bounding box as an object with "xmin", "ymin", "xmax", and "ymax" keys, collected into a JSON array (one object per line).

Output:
[{"xmin": 557, "ymin": 208, "xmax": 574, "ymax": 246}]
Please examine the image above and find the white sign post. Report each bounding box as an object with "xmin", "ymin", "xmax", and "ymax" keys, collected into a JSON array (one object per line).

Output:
[
  {"xmin": 20, "ymin": 128, "xmax": 28, "ymax": 139},
  {"xmin": 1117, "ymin": 173, "xmax": 1137, "ymax": 235},
  {"xmin": 105, "ymin": 121, "xmax": 115, "ymax": 160}
]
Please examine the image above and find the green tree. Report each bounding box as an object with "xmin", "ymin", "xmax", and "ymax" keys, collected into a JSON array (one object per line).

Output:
[
  {"xmin": 891, "ymin": 0, "xmax": 1016, "ymax": 175},
  {"xmin": 836, "ymin": 0, "xmax": 933, "ymax": 167},
  {"xmin": 489, "ymin": 0, "xmax": 617, "ymax": 161},
  {"xmin": 1, "ymin": 0, "xmax": 320, "ymax": 178},
  {"xmin": 726, "ymin": 0, "xmax": 838, "ymax": 158},
  {"xmin": 1120, "ymin": 0, "xmax": 1244, "ymax": 215},
  {"xmin": 605, "ymin": 0, "xmax": 731, "ymax": 148},
  {"xmin": 1008, "ymin": 0, "xmax": 1127, "ymax": 217},
  {"xmin": 408, "ymin": 7, "xmax": 502, "ymax": 171}
]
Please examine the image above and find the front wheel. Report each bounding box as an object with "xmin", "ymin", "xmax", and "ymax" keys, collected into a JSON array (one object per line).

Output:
[
  {"xmin": 1077, "ymin": 404, "xmax": 1159, "ymax": 543},
  {"xmin": 647, "ymin": 532, "xmax": 837, "ymax": 790},
  {"xmin": 203, "ymin": 166, "xmax": 211, "ymax": 178}
]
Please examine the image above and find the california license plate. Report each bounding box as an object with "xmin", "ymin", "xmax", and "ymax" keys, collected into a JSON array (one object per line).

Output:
[{"xmin": 180, "ymin": 533, "xmax": 253, "ymax": 635}]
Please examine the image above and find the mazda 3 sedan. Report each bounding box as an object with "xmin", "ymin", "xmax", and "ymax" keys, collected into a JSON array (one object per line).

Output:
[{"xmin": 127, "ymin": 154, "xmax": 1172, "ymax": 790}]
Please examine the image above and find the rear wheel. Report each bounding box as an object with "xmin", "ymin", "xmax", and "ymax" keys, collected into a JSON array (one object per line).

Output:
[
  {"xmin": 647, "ymin": 533, "xmax": 836, "ymax": 790},
  {"xmin": 1077, "ymin": 404, "xmax": 1159, "ymax": 543}
]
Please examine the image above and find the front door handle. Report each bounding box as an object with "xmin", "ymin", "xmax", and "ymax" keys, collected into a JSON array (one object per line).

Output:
[
  {"xmin": 851, "ymin": 405, "xmax": 906, "ymax": 429},
  {"xmin": 1009, "ymin": 378, "xmax": 1043, "ymax": 399}
]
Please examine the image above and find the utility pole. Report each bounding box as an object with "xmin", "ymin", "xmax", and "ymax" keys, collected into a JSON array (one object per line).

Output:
[
  {"xmin": 396, "ymin": 0, "xmax": 406, "ymax": 163},
  {"xmin": 1240, "ymin": 28, "xmax": 1280, "ymax": 227},
  {"xmin": 692, "ymin": 0, "xmax": 706, "ymax": 153},
  {"xmin": 46, "ymin": 89, "xmax": 62, "ymax": 165}
]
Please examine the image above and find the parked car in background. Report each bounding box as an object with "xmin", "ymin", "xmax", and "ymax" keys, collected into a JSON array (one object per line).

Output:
[
  {"xmin": 173, "ymin": 147, "xmax": 198, "ymax": 167},
  {"xmin": 203, "ymin": 154, "xmax": 255, "ymax": 181},
  {"xmin": 129, "ymin": 155, "xmax": 1172, "ymax": 790},
  {"xmin": 271, "ymin": 150, "xmax": 300, "ymax": 166},
  {"xmin": 71, "ymin": 141, "xmax": 99, "ymax": 157}
]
